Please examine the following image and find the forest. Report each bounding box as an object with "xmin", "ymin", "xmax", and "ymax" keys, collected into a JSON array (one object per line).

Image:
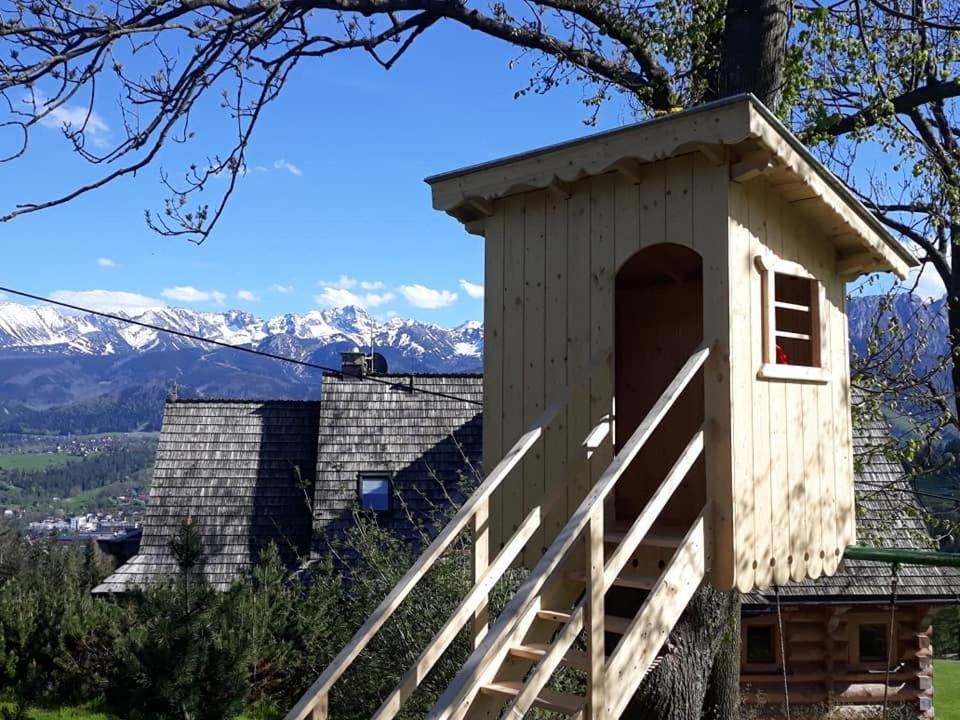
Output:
[{"xmin": 0, "ymin": 440, "xmax": 156, "ymax": 513}]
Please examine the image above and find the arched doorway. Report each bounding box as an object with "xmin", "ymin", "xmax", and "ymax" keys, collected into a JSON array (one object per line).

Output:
[{"xmin": 613, "ymin": 243, "xmax": 705, "ymax": 528}]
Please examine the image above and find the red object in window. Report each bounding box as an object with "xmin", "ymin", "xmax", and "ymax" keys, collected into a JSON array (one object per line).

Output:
[{"xmin": 776, "ymin": 344, "xmax": 790, "ymax": 365}]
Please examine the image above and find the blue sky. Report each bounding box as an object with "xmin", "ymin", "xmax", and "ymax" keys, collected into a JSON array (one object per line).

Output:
[{"xmin": 0, "ymin": 22, "xmax": 637, "ymax": 327}]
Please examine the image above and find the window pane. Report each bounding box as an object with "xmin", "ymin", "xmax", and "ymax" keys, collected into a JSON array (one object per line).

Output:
[
  {"xmin": 773, "ymin": 272, "xmax": 816, "ymax": 367},
  {"xmin": 746, "ymin": 626, "xmax": 775, "ymax": 664},
  {"xmin": 361, "ymin": 477, "xmax": 390, "ymax": 511},
  {"xmin": 859, "ymin": 624, "xmax": 887, "ymax": 662}
]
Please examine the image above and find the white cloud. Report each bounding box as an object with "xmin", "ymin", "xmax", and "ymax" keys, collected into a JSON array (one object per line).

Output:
[
  {"xmin": 37, "ymin": 101, "xmax": 111, "ymax": 148},
  {"xmin": 906, "ymin": 262, "xmax": 947, "ymax": 301},
  {"xmin": 399, "ymin": 284, "xmax": 458, "ymax": 309},
  {"xmin": 236, "ymin": 289, "xmax": 260, "ymax": 302},
  {"xmin": 161, "ymin": 286, "xmax": 227, "ymax": 305},
  {"xmin": 360, "ymin": 280, "xmax": 386, "ymax": 290},
  {"xmin": 273, "ymin": 159, "xmax": 303, "ymax": 176},
  {"xmin": 50, "ymin": 289, "xmax": 164, "ymax": 314},
  {"xmin": 97, "ymin": 257, "xmax": 116, "ymax": 268},
  {"xmin": 459, "ymin": 279, "xmax": 484, "ymax": 299},
  {"xmin": 319, "ymin": 275, "xmax": 358, "ymax": 290},
  {"xmin": 315, "ymin": 287, "xmax": 394, "ymax": 309},
  {"xmin": 271, "ymin": 283, "xmax": 294, "ymax": 294}
]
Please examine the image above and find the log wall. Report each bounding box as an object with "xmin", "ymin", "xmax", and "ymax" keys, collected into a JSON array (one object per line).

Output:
[{"xmin": 741, "ymin": 604, "xmax": 938, "ymax": 718}]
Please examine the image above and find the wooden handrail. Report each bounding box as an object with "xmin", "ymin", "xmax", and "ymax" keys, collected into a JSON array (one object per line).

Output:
[
  {"xmin": 428, "ymin": 344, "xmax": 710, "ymax": 720},
  {"xmin": 371, "ymin": 506, "xmax": 541, "ymax": 720},
  {"xmin": 604, "ymin": 507, "xmax": 709, "ymax": 719},
  {"xmin": 285, "ymin": 353, "xmax": 611, "ymax": 720},
  {"xmin": 602, "ymin": 429, "xmax": 704, "ymax": 592}
]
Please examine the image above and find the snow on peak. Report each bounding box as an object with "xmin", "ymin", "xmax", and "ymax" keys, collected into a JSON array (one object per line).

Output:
[{"xmin": 0, "ymin": 300, "xmax": 484, "ymax": 365}]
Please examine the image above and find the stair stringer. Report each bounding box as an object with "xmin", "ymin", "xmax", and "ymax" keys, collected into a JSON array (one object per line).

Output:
[
  {"xmin": 603, "ymin": 513, "xmax": 708, "ymax": 719},
  {"xmin": 426, "ymin": 544, "xmax": 588, "ymax": 720},
  {"xmin": 456, "ymin": 575, "xmax": 587, "ymax": 720}
]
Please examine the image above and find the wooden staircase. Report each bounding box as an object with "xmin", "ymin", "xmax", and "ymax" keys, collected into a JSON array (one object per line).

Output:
[{"xmin": 285, "ymin": 346, "xmax": 712, "ymax": 720}]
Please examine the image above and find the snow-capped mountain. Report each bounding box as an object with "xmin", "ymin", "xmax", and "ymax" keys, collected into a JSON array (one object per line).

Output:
[
  {"xmin": 0, "ymin": 301, "xmax": 483, "ymax": 366},
  {"xmin": 0, "ymin": 301, "xmax": 484, "ymax": 434}
]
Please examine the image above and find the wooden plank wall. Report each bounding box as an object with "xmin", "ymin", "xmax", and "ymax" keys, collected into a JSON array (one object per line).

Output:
[
  {"xmin": 482, "ymin": 154, "xmax": 732, "ymax": 570},
  {"xmin": 741, "ymin": 605, "xmax": 935, "ymax": 716},
  {"xmin": 727, "ymin": 180, "xmax": 855, "ymax": 593}
]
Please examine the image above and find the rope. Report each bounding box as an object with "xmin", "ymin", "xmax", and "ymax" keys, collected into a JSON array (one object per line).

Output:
[
  {"xmin": 882, "ymin": 563, "xmax": 900, "ymax": 720},
  {"xmin": 775, "ymin": 584, "xmax": 791, "ymax": 720}
]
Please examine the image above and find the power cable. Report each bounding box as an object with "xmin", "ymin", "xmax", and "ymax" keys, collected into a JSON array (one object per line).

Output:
[{"xmin": 0, "ymin": 285, "xmax": 482, "ymax": 406}]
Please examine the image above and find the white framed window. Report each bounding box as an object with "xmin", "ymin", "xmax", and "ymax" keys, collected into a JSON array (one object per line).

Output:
[
  {"xmin": 755, "ymin": 256, "xmax": 830, "ymax": 384},
  {"xmin": 359, "ymin": 473, "xmax": 391, "ymax": 512}
]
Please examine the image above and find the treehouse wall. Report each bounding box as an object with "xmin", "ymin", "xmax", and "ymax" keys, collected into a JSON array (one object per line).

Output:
[
  {"xmin": 727, "ymin": 179, "xmax": 856, "ymax": 594},
  {"xmin": 482, "ymin": 153, "xmax": 733, "ymax": 571}
]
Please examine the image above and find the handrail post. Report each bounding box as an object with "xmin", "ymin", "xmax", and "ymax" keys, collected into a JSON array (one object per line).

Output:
[
  {"xmin": 471, "ymin": 496, "xmax": 490, "ymax": 647},
  {"xmin": 586, "ymin": 508, "xmax": 605, "ymax": 720},
  {"xmin": 309, "ymin": 694, "xmax": 328, "ymax": 720}
]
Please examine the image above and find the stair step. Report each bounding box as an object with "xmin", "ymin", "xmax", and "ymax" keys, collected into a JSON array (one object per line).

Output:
[
  {"xmin": 567, "ymin": 569, "xmax": 658, "ymax": 590},
  {"xmin": 537, "ymin": 608, "xmax": 633, "ymax": 635},
  {"xmin": 480, "ymin": 680, "xmax": 585, "ymax": 714},
  {"xmin": 509, "ymin": 642, "xmax": 592, "ymax": 672},
  {"xmin": 604, "ymin": 520, "xmax": 687, "ymax": 548}
]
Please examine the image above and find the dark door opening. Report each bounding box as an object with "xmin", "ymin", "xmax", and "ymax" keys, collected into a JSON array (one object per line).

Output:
[{"xmin": 613, "ymin": 243, "xmax": 706, "ymax": 528}]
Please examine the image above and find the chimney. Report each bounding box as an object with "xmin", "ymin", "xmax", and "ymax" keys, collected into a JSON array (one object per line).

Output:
[
  {"xmin": 339, "ymin": 351, "xmax": 389, "ymax": 378},
  {"xmin": 340, "ymin": 351, "xmax": 366, "ymax": 378}
]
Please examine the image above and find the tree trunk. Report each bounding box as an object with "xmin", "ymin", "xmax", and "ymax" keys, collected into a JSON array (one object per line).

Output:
[
  {"xmin": 949, "ymin": 228, "xmax": 960, "ymax": 422},
  {"xmin": 619, "ymin": 588, "xmax": 741, "ymax": 719},
  {"xmin": 715, "ymin": 0, "xmax": 792, "ymax": 112}
]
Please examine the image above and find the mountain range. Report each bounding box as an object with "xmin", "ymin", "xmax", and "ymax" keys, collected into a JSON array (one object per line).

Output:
[
  {"xmin": 0, "ymin": 302, "xmax": 482, "ymax": 434},
  {"xmin": 0, "ymin": 294, "xmax": 949, "ymax": 435}
]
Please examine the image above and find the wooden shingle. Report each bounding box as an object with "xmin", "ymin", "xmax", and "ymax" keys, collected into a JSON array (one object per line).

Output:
[{"xmin": 93, "ymin": 399, "xmax": 320, "ymax": 593}]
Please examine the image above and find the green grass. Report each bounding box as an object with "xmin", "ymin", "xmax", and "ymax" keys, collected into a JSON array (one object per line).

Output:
[
  {"xmin": 0, "ymin": 700, "xmax": 111, "ymax": 720},
  {"xmin": 0, "ymin": 453, "xmax": 80, "ymax": 471},
  {"xmin": 936, "ymin": 659, "xmax": 960, "ymax": 718}
]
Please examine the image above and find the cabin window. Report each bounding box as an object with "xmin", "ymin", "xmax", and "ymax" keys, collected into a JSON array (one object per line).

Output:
[
  {"xmin": 755, "ymin": 256, "xmax": 829, "ymax": 384},
  {"xmin": 741, "ymin": 621, "xmax": 780, "ymax": 670},
  {"xmin": 745, "ymin": 625, "xmax": 776, "ymax": 665},
  {"xmin": 858, "ymin": 624, "xmax": 888, "ymax": 663},
  {"xmin": 359, "ymin": 473, "xmax": 391, "ymax": 512}
]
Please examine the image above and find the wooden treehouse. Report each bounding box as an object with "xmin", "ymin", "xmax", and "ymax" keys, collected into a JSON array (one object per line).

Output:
[{"xmin": 287, "ymin": 94, "xmax": 916, "ymax": 720}]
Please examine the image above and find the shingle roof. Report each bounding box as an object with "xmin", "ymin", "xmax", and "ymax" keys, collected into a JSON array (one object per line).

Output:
[
  {"xmin": 312, "ymin": 375, "xmax": 482, "ymax": 552},
  {"xmin": 745, "ymin": 415, "xmax": 960, "ymax": 606},
  {"xmin": 94, "ymin": 400, "xmax": 320, "ymax": 593}
]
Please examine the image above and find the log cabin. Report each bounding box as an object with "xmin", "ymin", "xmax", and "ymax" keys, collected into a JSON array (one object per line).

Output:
[
  {"xmin": 741, "ymin": 414, "xmax": 960, "ymax": 719},
  {"xmin": 286, "ymin": 94, "xmax": 927, "ymax": 720}
]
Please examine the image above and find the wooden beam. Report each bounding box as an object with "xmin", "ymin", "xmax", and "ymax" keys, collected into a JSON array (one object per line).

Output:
[
  {"xmin": 464, "ymin": 219, "xmax": 486, "ymax": 237},
  {"xmin": 549, "ymin": 177, "xmax": 576, "ymax": 198},
  {"xmin": 731, "ymin": 150, "xmax": 776, "ymax": 183},
  {"xmin": 836, "ymin": 251, "xmax": 877, "ymax": 277},
  {"xmin": 464, "ymin": 196, "xmax": 495, "ymax": 217},
  {"xmin": 586, "ymin": 512, "xmax": 605, "ymax": 720},
  {"xmin": 612, "ymin": 158, "xmax": 644, "ymax": 184},
  {"xmin": 693, "ymin": 143, "xmax": 726, "ymax": 166}
]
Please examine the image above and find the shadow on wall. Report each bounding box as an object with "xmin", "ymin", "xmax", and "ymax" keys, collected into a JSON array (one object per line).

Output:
[
  {"xmin": 313, "ymin": 412, "xmax": 483, "ymax": 560},
  {"xmin": 245, "ymin": 403, "xmax": 318, "ymax": 573}
]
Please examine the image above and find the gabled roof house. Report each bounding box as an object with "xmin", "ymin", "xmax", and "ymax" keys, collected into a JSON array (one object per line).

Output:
[{"xmin": 94, "ymin": 358, "xmax": 482, "ymax": 593}]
